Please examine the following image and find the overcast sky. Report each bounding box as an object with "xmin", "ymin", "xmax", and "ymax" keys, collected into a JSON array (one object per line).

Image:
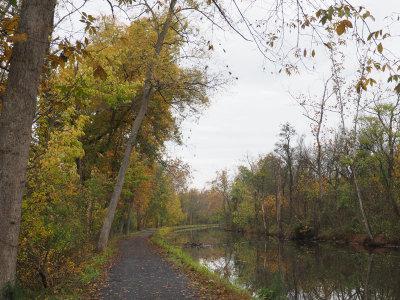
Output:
[
  {"xmin": 166, "ymin": 0, "xmax": 400, "ymax": 189},
  {"xmin": 62, "ymin": 0, "xmax": 399, "ymax": 189}
]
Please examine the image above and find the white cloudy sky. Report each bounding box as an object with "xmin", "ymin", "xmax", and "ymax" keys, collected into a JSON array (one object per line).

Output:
[
  {"xmin": 167, "ymin": 0, "xmax": 400, "ymax": 189},
  {"xmin": 60, "ymin": 0, "xmax": 399, "ymax": 189}
]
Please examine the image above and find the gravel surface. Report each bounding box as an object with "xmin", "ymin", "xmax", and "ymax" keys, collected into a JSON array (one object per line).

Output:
[{"xmin": 97, "ymin": 231, "xmax": 199, "ymax": 300}]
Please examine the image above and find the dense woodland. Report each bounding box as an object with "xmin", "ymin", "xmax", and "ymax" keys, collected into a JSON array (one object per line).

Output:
[{"xmin": 0, "ymin": 0, "xmax": 399, "ymax": 297}]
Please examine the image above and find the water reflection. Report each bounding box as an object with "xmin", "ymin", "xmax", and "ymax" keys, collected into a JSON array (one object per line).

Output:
[{"xmin": 167, "ymin": 228, "xmax": 400, "ymax": 300}]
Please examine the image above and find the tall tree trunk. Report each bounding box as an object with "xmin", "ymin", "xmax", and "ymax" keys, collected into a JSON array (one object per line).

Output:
[
  {"xmin": 352, "ymin": 166, "xmax": 373, "ymax": 241},
  {"xmin": 277, "ymin": 165, "xmax": 283, "ymax": 237},
  {"xmin": 261, "ymin": 199, "xmax": 268, "ymax": 235},
  {"xmin": 97, "ymin": 0, "xmax": 177, "ymax": 252},
  {"xmin": 386, "ymin": 161, "xmax": 399, "ymax": 217},
  {"xmin": 0, "ymin": 0, "xmax": 55, "ymax": 292},
  {"xmin": 313, "ymin": 130, "xmax": 323, "ymax": 237},
  {"xmin": 288, "ymin": 162, "xmax": 294, "ymax": 220},
  {"xmin": 314, "ymin": 143, "xmax": 323, "ymax": 237}
]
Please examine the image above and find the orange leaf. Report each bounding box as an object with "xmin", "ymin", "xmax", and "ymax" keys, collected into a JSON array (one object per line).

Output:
[
  {"xmin": 342, "ymin": 19, "xmax": 353, "ymax": 28},
  {"xmin": 336, "ymin": 22, "xmax": 345, "ymax": 35}
]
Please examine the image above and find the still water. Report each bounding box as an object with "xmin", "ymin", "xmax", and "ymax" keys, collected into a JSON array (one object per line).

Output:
[{"xmin": 166, "ymin": 227, "xmax": 400, "ymax": 299}]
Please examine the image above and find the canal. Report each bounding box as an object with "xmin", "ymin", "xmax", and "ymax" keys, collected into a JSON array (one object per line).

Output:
[{"xmin": 165, "ymin": 227, "xmax": 400, "ymax": 299}]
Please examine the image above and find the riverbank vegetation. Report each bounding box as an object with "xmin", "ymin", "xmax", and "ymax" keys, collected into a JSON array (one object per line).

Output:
[{"xmin": 4, "ymin": 232, "xmax": 127, "ymax": 299}]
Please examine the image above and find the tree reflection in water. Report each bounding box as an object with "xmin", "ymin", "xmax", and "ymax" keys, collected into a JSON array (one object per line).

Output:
[{"xmin": 167, "ymin": 228, "xmax": 400, "ymax": 300}]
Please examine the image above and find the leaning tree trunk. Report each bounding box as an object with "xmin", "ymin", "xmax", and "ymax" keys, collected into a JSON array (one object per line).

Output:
[
  {"xmin": 0, "ymin": 0, "xmax": 55, "ymax": 293},
  {"xmin": 97, "ymin": 0, "xmax": 177, "ymax": 252},
  {"xmin": 352, "ymin": 166, "xmax": 373, "ymax": 241}
]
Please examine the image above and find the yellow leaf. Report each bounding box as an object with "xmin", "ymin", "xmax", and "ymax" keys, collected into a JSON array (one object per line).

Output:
[
  {"xmin": 336, "ymin": 20, "xmax": 353, "ymax": 36},
  {"xmin": 361, "ymin": 81, "xmax": 367, "ymax": 91},
  {"xmin": 342, "ymin": 19, "xmax": 353, "ymax": 28},
  {"xmin": 377, "ymin": 43, "xmax": 383, "ymax": 53},
  {"xmin": 367, "ymin": 32, "xmax": 374, "ymax": 41},
  {"xmin": 356, "ymin": 81, "xmax": 361, "ymax": 93},
  {"xmin": 336, "ymin": 22, "xmax": 345, "ymax": 35},
  {"xmin": 312, "ymin": 50, "xmax": 315, "ymax": 57}
]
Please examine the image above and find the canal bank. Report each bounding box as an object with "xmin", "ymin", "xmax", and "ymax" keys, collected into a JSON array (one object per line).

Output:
[
  {"xmin": 151, "ymin": 226, "xmax": 252, "ymax": 300},
  {"xmin": 156, "ymin": 226, "xmax": 400, "ymax": 299}
]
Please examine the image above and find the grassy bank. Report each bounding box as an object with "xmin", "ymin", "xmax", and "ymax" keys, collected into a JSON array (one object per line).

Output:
[{"xmin": 151, "ymin": 226, "xmax": 252, "ymax": 300}]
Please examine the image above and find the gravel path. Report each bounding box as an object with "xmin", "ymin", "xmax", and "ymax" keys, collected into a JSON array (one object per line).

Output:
[{"xmin": 97, "ymin": 231, "xmax": 199, "ymax": 300}]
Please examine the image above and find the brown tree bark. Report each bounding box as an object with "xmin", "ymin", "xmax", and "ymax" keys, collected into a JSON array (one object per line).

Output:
[
  {"xmin": 97, "ymin": 0, "xmax": 177, "ymax": 251},
  {"xmin": 0, "ymin": 0, "xmax": 55, "ymax": 293}
]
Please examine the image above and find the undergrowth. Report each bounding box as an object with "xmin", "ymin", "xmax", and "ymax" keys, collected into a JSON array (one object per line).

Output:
[{"xmin": 7, "ymin": 232, "xmax": 138, "ymax": 299}]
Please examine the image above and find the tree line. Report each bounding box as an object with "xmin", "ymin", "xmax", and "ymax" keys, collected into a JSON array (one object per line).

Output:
[{"xmin": 187, "ymin": 86, "xmax": 400, "ymax": 243}]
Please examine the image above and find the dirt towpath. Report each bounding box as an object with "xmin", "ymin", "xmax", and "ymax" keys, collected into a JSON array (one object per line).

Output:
[{"xmin": 96, "ymin": 231, "xmax": 199, "ymax": 300}]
